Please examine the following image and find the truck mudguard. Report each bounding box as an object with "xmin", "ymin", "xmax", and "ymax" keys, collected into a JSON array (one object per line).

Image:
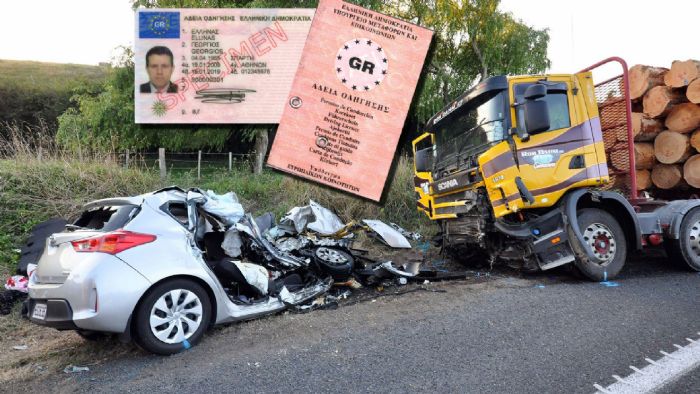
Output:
[
  {"xmin": 637, "ymin": 200, "xmax": 700, "ymax": 239},
  {"xmin": 562, "ymin": 189, "xmax": 643, "ymax": 257}
]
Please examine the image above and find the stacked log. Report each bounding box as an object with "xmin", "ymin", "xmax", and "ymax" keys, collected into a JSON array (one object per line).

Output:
[
  {"xmin": 630, "ymin": 65, "xmax": 668, "ymax": 100},
  {"xmin": 688, "ymin": 79, "xmax": 700, "ymax": 104},
  {"xmin": 608, "ymin": 60, "xmax": 700, "ymax": 192}
]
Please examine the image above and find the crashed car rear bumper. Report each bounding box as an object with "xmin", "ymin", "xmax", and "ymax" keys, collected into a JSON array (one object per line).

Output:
[
  {"xmin": 28, "ymin": 256, "xmax": 152, "ymax": 333},
  {"xmin": 26, "ymin": 298, "xmax": 79, "ymax": 330}
]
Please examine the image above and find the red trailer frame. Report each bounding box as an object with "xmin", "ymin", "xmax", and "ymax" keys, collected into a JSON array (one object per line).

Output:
[{"xmin": 579, "ymin": 57, "xmax": 638, "ymax": 200}]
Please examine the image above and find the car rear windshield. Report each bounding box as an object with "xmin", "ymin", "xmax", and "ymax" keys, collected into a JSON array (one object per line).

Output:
[{"xmin": 73, "ymin": 205, "xmax": 139, "ymax": 231}]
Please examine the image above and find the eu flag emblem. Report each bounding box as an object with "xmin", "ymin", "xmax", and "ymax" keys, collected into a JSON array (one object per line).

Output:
[{"xmin": 139, "ymin": 12, "xmax": 180, "ymax": 39}]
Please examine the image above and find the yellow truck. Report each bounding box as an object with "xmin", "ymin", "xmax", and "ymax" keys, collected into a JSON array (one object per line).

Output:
[{"xmin": 412, "ymin": 57, "xmax": 700, "ymax": 281}]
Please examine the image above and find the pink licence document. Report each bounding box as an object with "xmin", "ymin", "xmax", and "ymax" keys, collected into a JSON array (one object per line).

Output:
[
  {"xmin": 267, "ymin": 0, "xmax": 433, "ymax": 201},
  {"xmin": 135, "ymin": 8, "xmax": 314, "ymax": 123}
]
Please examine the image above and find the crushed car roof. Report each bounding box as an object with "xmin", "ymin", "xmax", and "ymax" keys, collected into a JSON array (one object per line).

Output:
[{"xmin": 83, "ymin": 186, "xmax": 188, "ymax": 209}]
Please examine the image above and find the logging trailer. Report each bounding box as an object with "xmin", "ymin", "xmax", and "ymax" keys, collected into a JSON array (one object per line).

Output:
[{"xmin": 412, "ymin": 57, "xmax": 700, "ymax": 280}]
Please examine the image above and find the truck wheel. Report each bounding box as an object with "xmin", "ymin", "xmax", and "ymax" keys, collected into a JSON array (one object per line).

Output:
[
  {"xmin": 133, "ymin": 279, "xmax": 211, "ymax": 355},
  {"xmin": 570, "ymin": 208, "xmax": 627, "ymax": 281},
  {"xmin": 665, "ymin": 208, "xmax": 700, "ymax": 271}
]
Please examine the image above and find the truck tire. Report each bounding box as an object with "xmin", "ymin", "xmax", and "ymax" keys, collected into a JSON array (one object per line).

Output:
[
  {"xmin": 665, "ymin": 208, "xmax": 700, "ymax": 271},
  {"xmin": 569, "ymin": 208, "xmax": 627, "ymax": 281}
]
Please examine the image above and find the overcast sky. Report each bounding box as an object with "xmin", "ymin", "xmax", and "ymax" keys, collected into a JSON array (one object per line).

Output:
[{"xmin": 0, "ymin": 0, "xmax": 697, "ymax": 73}]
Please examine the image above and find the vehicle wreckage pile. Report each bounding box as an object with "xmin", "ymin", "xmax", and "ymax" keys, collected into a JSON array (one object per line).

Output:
[
  {"xmin": 2, "ymin": 187, "xmax": 469, "ymax": 317},
  {"xmin": 185, "ymin": 188, "xmax": 458, "ymax": 311}
]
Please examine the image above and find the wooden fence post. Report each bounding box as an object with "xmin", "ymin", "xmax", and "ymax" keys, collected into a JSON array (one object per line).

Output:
[
  {"xmin": 198, "ymin": 150, "xmax": 202, "ymax": 180},
  {"xmin": 159, "ymin": 148, "xmax": 166, "ymax": 180},
  {"xmin": 125, "ymin": 149, "xmax": 130, "ymax": 169},
  {"xmin": 228, "ymin": 152, "xmax": 232, "ymax": 172},
  {"xmin": 37, "ymin": 147, "xmax": 43, "ymax": 162}
]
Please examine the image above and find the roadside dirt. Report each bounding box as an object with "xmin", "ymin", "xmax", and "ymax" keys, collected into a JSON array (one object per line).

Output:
[{"xmin": 1, "ymin": 248, "xmax": 663, "ymax": 386}]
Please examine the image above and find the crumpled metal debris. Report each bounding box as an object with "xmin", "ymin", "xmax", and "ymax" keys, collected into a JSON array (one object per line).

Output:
[
  {"xmin": 278, "ymin": 200, "xmax": 345, "ymax": 235},
  {"xmin": 279, "ymin": 277, "xmax": 333, "ymax": 306},
  {"xmin": 390, "ymin": 222, "xmax": 422, "ymax": 241},
  {"xmin": 272, "ymin": 236, "xmax": 310, "ymax": 253},
  {"xmin": 64, "ymin": 365, "xmax": 90, "ymax": 373},
  {"xmin": 192, "ymin": 189, "xmax": 451, "ymax": 314},
  {"xmin": 202, "ymin": 190, "xmax": 244, "ymax": 226},
  {"xmin": 376, "ymin": 261, "xmax": 421, "ymax": 277},
  {"xmin": 362, "ymin": 220, "xmax": 411, "ymax": 248}
]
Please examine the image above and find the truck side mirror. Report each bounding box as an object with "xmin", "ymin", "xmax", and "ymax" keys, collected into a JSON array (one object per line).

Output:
[
  {"xmin": 515, "ymin": 127, "xmax": 530, "ymax": 142},
  {"xmin": 524, "ymin": 84, "xmax": 547, "ymax": 100},
  {"xmin": 414, "ymin": 147, "xmax": 433, "ymax": 173},
  {"xmin": 524, "ymin": 84, "xmax": 550, "ymax": 134}
]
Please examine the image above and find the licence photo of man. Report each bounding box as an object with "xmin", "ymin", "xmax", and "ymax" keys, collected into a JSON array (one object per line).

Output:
[{"xmin": 140, "ymin": 46, "xmax": 178, "ymax": 94}]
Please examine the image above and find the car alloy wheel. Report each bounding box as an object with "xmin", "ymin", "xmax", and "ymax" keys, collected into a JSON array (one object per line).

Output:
[
  {"xmin": 149, "ymin": 288, "xmax": 204, "ymax": 344},
  {"xmin": 315, "ymin": 247, "xmax": 349, "ymax": 266}
]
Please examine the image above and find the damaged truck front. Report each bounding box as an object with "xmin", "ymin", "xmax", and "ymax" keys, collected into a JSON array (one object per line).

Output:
[{"xmin": 413, "ymin": 57, "xmax": 700, "ymax": 281}]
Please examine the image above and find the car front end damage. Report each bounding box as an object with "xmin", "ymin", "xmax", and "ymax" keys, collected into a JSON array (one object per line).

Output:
[{"xmin": 25, "ymin": 187, "xmax": 427, "ymax": 354}]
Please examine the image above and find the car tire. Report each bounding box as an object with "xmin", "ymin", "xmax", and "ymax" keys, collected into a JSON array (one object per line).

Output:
[
  {"xmin": 313, "ymin": 247, "xmax": 354, "ymax": 281},
  {"xmin": 569, "ymin": 208, "xmax": 627, "ymax": 281},
  {"xmin": 665, "ymin": 208, "xmax": 700, "ymax": 271},
  {"xmin": 133, "ymin": 278, "xmax": 211, "ymax": 355}
]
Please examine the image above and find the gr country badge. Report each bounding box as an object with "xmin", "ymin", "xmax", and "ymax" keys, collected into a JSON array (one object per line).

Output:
[{"xmin": 267, "ymin": 0, "xmax": 433, "ymax": 201}]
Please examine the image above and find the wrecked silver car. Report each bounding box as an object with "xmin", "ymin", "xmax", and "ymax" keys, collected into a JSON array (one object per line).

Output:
[{"xmin": 26, "ymin": 187, "xmax": 394, "ymax": 355}]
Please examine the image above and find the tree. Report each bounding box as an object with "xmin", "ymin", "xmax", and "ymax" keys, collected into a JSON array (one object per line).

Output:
[{"xmin": 389, "ymin": 0, "xmax": 550, "ymax": 127}]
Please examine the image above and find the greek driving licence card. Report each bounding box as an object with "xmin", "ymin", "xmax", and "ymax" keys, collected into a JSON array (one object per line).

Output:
[
  {"xmin": 267, "ymin": 0, "xmax": 433, "ymax": 201},
  {"xmin": 135, "ymin": 8, "xmax": 314, "ymax": 123}
]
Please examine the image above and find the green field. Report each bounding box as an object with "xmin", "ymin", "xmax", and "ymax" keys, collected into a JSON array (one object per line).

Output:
[{"xmin": 0, "ymin": 59, "xmax": 107, "ymax": 127}]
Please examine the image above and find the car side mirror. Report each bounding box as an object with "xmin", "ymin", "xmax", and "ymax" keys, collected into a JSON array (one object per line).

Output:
[{"xmin": 414, "ymin": 147, "xmax": 433, "ymax": 173}]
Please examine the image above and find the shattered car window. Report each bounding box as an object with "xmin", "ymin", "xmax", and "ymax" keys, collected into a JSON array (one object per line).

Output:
[
  {"xmin": 73, "ymin": 205, "xmax": 139, "ymax": 231},
  {"xmin": 163, "ymin": 201, "xmax": 189, "ymax": 226}
]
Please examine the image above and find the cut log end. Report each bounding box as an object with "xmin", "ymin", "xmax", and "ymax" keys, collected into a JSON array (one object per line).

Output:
[
  {"xmin": 665, "ymin": 103, "xmax": 700, "ymax": 133},
  {"xmin": 690, "ymin": 129, "xmax": 700, "ymax": 151},
  {"xmin": 683, "ymin": 155, "xmax": 700, "ymax": 188},
  {"xmin": 634, "ymin": 142, "xmax": 656, "ymax": 170},
  {"xmin": 630, "ymin": 65, "xmax": 668, "ymax": 101},
  {"xmin": 636, "ymin": 169, "xmax": 652, "ymax": 190},
  {"xmin": 651, "ymin": 164, "xmax": 684, "ymax": 189},
  {"xmin": 631, "ymin": 112, "xmax": 664, "ymax": 141},
  {"xmin": 664, "ymin": 59, "xmax": 700, "ymax": 88},
  {"xmin": 643, "ymin": 86, "xmax": 688, "ymax": 118},
  {"xmin": 654, "ymin": 130, "xmax": 691, "ymax": 164},
  {"xmin": 688, "ymin": 79, "xmax": 700, "ymax": 104}
]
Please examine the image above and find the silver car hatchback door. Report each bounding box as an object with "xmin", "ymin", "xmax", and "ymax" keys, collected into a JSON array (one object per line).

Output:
[{"xmin": 34, "ymin": 230, "xmax": 105, "ymax": 284}]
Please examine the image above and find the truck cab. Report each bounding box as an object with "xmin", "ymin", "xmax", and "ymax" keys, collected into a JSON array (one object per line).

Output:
[
  {"xmin": 413, "ymin": 57, "xmax": 700, "ymax": 280},
  {"xmin": 415, "ymin": 72, "xmax": 608, "ymax": 219}
]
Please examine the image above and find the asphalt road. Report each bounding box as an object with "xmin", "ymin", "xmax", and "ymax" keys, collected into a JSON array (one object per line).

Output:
[{"xmin": 17, "ymin": 254, "xmax": 700, "ymax": 393}]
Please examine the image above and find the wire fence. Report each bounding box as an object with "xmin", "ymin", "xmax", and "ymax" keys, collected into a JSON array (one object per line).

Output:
[{"xmin": 114, "ymin": 149, "xmax": 256, "ymax": 178}]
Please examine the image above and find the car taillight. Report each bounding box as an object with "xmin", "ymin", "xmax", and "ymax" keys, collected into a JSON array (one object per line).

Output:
[{"xmin": 71, "ymin": 230, "xmax": 156, "ymax": 255}]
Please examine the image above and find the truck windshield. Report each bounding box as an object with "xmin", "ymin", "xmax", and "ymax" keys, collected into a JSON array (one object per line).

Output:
[{"xmin": 433, "ymin": 90, "xmax": 507, "ymax": 164}]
